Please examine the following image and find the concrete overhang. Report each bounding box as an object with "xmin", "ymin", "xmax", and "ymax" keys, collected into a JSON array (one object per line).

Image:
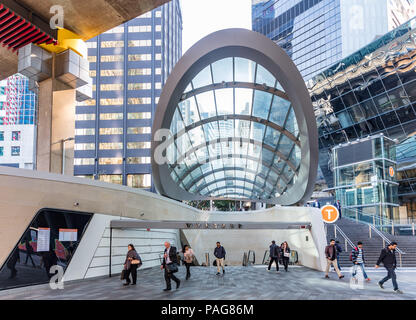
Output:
[{"xmin": 0, "ymin": 0, "xmax": 170, "ymax": 79}]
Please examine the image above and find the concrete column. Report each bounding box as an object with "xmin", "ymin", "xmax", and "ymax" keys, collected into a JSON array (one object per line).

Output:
[{"xmin": 36, "ymin": 79, "xmax": 75, "ymax": 175}]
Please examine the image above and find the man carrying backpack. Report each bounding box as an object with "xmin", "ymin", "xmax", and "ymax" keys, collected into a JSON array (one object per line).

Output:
[{"xmin": 351, "ymin": 241, "xmax": 370, "ymax": 282}]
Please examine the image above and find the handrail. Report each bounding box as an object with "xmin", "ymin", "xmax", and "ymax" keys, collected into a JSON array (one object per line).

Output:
[
  {"xmin": 262, "ymin": 250, "xmax": 269, "ymax": 265},
  {"xmin": 369, "ymin": 224, "xmax": 406, "ymax": 255},
  {"xmin": 334, "ymin": 225, "xmax": 356, "ymax": 250},
  {"xmin": 248, "ymin": 250, "xmax": 255, "ymax": 265},
  {"xmin": 205, "ymin": 252, "xmax": 210, "ymax": 267},
  {"xmin": 242, "ymin": 252, "xmax": 248, "ymax": 266}
]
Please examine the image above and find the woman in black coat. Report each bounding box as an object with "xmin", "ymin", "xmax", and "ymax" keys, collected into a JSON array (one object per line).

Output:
[
  {"xmin": 281, "ymin": 241, "xmax": 291, "ymax": 272},
  {"xmin": 123, "ymin": 244, "xmax": 141, "ymax": 286}
]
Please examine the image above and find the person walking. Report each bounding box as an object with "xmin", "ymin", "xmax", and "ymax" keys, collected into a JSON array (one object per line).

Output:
[
  {"xmin": 281, "ymin": 241, "xmax": 291, "ymax": 272},
  {"xmin": 351, "ymin": 241, "xmax": 370, "ymax": 282},
  {"xmin": 183, "ymin": 245, "xmax": 194, "ymax": 280},
  {"xmin": 123, "ymin": 244, "xmax": 141, "ymax": 286},
  {"xmin": 214, "ymin": 241, "xmax": 226, "ymax": 275},
  {"xmin": 161, "ymin": 241, "xmax": 180, "ymax": 291},
  {"xmin": 267, "ymin": 240, "xmax": 280, "ymax": 273},
  {"xmin": 376, "ymin": 242, "xmax": 402, "ymax": 294},
  {"xmin": 335, "ymin": 240, "xmax": 343, "ymax": 271},
  {"xmin": 334, "ymin": 200, "xmax": 342, "ymax": 219},
  {"xmin": 325, "ymin": 239, "xmax": 344, "ymax": 279}
]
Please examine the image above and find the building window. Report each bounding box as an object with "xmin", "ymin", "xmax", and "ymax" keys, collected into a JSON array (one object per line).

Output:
[
  {"xmin": 155, "ymin": 53, "xmax": 161, "ymax": 60},
  {"xmin": 128, "ymin": 54, "xmax": 151, "ymax": 61},
  {"xmin": 128, "ymin": 25, "xmax": 152, "ymax": 33},
  {"xmin": 126, "ymin": 157, "xmax": 151, "ymax": 164},
  {"xmin": 87, "ymin": 56, "xmax": 97, "ymax": 63},
  {"xmin": 127, "ymin": 127, "xmax": 151, "ymax": 134},
  {"xmin": 128, "ymin": 40, "xmax": 151, "ymax": 47},
  {"xmin": 100, "ymin": 84, "xmax": 123, "ymax": 91},
  {"xmin": 104, "ymin": 26, "xmax": 124, "ymax": 33},
  {"xmin": 76, "ymin": 114, "xmax": 96, "ymax": 121},
  {"xmin": 99, "ymin": 128, "xmax": 123, "ymax": 135},
  {"xmin": 86, "ymin": 42, "xmax": 97, "ymax": 48},
  {"xmin": 89, "ymin": 70, "xmax": 96, "ymax": 77},
  {"xmin": 0, "ymin": 146, "xmax": 3, "ymax": 156},
  {"xmin": 156, "ymin": 25, "xmax": 162, "ymax": 32},
  {"xmin": 100, "ymin": 113, "xmax": 123, "ymax": 120},
  {"xmin": 101, "ymin": 69, "xmax": 123, "ymax": 77},
  {"xmin": 75, "ymin": 128, "xmax": 95, "ymax": 135},
  {"xmin": 78, "ymin": 99, "xmax": 96, "ymax": 106},
  {"xmin": 155, "ymin": 68, "xmax": 161, "ymax": 75},
  {"xmin": 99, "ymin": 142, "xmax": 123, "ymax": 150},
  {"xmin": 156, "ymin": 39, "xmax": 162, "ymax": 46},
  {"xmin": 127, "ymin": 174, "xmax": 151, "ymax": 188},
  {"xmin": 139, "ymin": 11, "xmax": 152, "ymax": 18},
  {"xmin": 0, "ymin": 131, "xmax": 4, "ymax": 141},
  {"xmin": 11, "ymin": 146, "xmax": 20, "ymax": 156},
  {"xmin": 127, "ymin": 112, "xmax": 151, "ymax": 119},
  {"xmin": 74, "ymin": 143, "xmax": 95, "ymax": 150},
  {"xmin": 155, "ymin": 82, "xmax": 162, "ymax": 89},
  {"xmin": 155, "ymin": 11, "xmax": 162, "ymax": 18},
  {"xmin": 127, "ymin": 142, "xmax": 151, "ymax": 149},
  {"xmin": 99, "ymin": 174, "xmax": 123, "ymax": 184},
  {"xmin": 128, "ymin": 68, "xmax": 151, "ymax": 76},
  {"xmin": 99, "ymin": 158, "xmax": 123, "ymax": 165},
  {"xmin": 12, "ymin": 131, "xmax": 21, "ymax": 141},
  {"xmin": 128, "ymin": 83, "xmax": 151, "ymax": 90},
  {"xmin": 100, "ymin": 55, "xmax": 124, "ymax": 62},
  {"xmin": 74, "ymin": 158, "xmax": 94, "ymax": 165},
  {"xmin": 127, "ymin": 97, "xmax": 151, "ymax": 105},
  {"xmin": 100, "ymin": 98, "xmax": 124, "ymax": 106},
  {"xmin": 101, "ymin": 41, "xmax": 124, "ymax": 48}
]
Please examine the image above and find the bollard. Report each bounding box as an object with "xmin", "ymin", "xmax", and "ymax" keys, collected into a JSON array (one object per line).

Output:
[
  {"xmin": 412, "ymin": 222, "xmax": 415, "ymax": 237},
  {"xmin": 383, "ymin": 239, "xmax": 385, "ymax": 248},
  {"xmin": 345, "ymin": 238, "xmax": 347, "ymax": 252},
  {"xmin": 369, "ymin": 225, "xmax": 372, "ymax": 238},
  {"xmin": 392, "ymin": 221, "xmax": 395, "ymax": 236},
  {"xmin": 399, "ymin": 253, "xmax": 402, "ymax": 268},
  {"xmin": 334, "ymin": 225, "xmax": 337, "ymax": 238}
]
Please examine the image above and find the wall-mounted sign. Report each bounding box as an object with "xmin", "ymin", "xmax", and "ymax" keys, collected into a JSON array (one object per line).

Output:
[
  {"xmin": 37, "ymin": 227, "xmax": 50, "ymax": 252},
  {"xmin": 59, "ymin": 228, "xmax": 78, "ymax": 241},
  {"xmin": 321, "ymin": 205, "xmax": 339, "ymax": 224},
  {"xmin": 389, "ymin": 166, "xmax": 395, "ymax": 178}
]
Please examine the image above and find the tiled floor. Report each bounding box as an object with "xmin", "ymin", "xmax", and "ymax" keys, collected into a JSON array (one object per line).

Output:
[{"xmin": 0, "ymin": 265, "xmax": 415, "ymax": 300}]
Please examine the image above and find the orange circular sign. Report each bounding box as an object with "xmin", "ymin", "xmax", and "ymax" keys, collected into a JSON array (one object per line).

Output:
[
  {"xmin": 321, "ymin": 205, "xmax": 339, "ymax": 224},
  {"xmin": 389, "ymin": 166, "xmax": 395, "ymax": 178}
]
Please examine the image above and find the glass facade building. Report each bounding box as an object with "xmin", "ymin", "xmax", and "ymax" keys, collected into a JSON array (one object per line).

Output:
[
  {"xmin": 309, "ymin": 17, "xmax": 416, "ymax": 220},
  {"xmin": 74, "ymin": 0, "xmax": 182, "ymax": 191},
  {"xmin": 252, "ymin": 0, "xmax": 415, "ymax": 81}
]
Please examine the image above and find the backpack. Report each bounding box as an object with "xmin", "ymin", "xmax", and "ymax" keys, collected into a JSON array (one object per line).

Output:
[{"xmin": 349, "ymin": 247, "xmax": 357, "ymax": 261}]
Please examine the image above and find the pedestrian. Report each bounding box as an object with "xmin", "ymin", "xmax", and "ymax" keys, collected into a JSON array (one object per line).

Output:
[
  {"xmin": 351, "ymin": 241, "xmax": 370, "ymax": 282},
  {"xmin": 183, "ymin": 245, "xmax": 194, "ymax": 280},
  {"xmin": 161, "ymin": 241, "xmax": 180, "ymax": 291},
  {"xmin": 335, "ymin": 240, "xmax": 343, "ymax": 271},
  {"xmin": 214, "ymin": 241, "xmax": 226, "ymax": 275},
  {"xmin": 123, "ymin": 244, "xmax": 141, "ymax": 286},
  {"xmin": 281, "ymin": 241, "xmax": 291, "ymax": 272},
  {"xmin": 267, "ymin": 240, "xmax": 280, "ymax": 273},
  {"xmin": 334, "ymin": 200, "xmax": 342, "ymax": 219},
  {"xmin": 376, "ymin": 242, "xmax": 402, "ymax": 294},
  {"xmin": 7, "ymin": 248, "xmax": 20, "ymax": 279},
  {"xmin": 324, "ymin": 239, "xmax": 344, "ymax": 279}
]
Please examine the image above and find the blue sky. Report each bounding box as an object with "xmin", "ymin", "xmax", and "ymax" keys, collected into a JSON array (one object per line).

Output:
[{"xmin": 180, "ymin": 0, "xmax": 252, "ymax": 53}]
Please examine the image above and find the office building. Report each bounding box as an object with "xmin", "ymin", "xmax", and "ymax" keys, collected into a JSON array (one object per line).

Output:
[
  {"xmin": 252, "ymin": 0, "xmax": 415, "ymax": 80},
  {"xmin": 0, "ymin": 74, "xmax": 36, "ymax": 169},
  {"xmin": 74, "ymin": 0, "xmax": 182, "ymax": 192},
  {"xmin": 309, "ymin": 17, "xmax": 416, "ymax": 220}
]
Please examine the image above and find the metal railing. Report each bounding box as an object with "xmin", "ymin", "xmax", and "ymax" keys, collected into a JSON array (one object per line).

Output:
[
  {"xmin": 242, "ymin": 252, "xmax": 248, "ymax": 266},
  {"xmin": 334, "ymin": 225, "xmax": 356, "ymax": 251},
  {"xmin": 262, "ymin": 250, "xmax": 269, "ymax": 265},
  {"xmin": 248, "ymin": 250, "xmax": 255, "ymax": 265},
  {"xmin": 205, "ymin": 252, "xmax": 210, "ymax": 267}
]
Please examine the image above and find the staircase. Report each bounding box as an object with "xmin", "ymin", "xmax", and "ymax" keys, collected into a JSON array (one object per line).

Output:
[{"xmin": 326, "ymin": 218, "xmax": 416, "ymax": 268}]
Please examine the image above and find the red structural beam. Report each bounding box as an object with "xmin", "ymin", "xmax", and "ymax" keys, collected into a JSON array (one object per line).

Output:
[{"xmin": 0, "ymin": 5, "xmax": 57, "ymax": 53}]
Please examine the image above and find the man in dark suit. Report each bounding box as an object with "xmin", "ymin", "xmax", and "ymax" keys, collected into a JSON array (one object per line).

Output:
[
  {"xmin": 161, "ymin": 241, "xmax": 181, "ymax": 291},
  {"xmin": 334, "ymin": 200, "xmax": 342, "ymax": 219}
]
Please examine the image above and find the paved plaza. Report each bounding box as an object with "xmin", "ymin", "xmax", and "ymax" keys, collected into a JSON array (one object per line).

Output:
[{"xmin": 1, "ymin": 265, "xmax": 416, "ymax": 300}]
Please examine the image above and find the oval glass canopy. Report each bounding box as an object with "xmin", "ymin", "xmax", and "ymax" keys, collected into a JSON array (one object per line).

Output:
[
  {"xmin": 152, "ymin": 28, "xmax": 318, "ymax": 205},
  {"xmin": 167, "ymin": 57, "xmax": 301, "ymax": 201}
]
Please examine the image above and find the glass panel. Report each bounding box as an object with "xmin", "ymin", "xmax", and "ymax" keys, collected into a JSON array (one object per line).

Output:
[
  {"xmin": 269, "ymin": 96, "xmax": 291, "ymax": 125},
  {"xmin": 252, "ymin": 90, "xmax": 272, "ymax": 119},
  {"xmin": 264, "ymin": 126, "xmax": 280, "ymax": 149},
  {"xmin": 179, "ymin": 97, "xmax": 200, "ymax": 126},
  {"xmin": 0, "ymin": 209, "xmax": 92, "ymax": 290},
  {"xmin": 187, "ymin": 126, "xmax": 205, "ymax": 147},
  {"xmin": 195, "ymin": 91, "xmax": 216, "ymax": 119},
  {"xmin": 218, "ymin": 120, "xmax": 234, "ymax": 138},
  {"xmin": 256, "ymin": 63, "xmax": 276, "ymax": 88},
  {"xmin": 211, "ymin": 57, "xmax": 233, "ymax": 83},
  {"xmin": 278, "ymin": 134, "xmax": 294, "ymax": 158},
  {"xmin": 234, "ymin": 57, "xmax": 255, "ymax": 83},
  {"xmin": 250, "ymin": 122, "xmax": 265, "ymax": 141},
  {"xmin": 203, "ymin": 121, "xmax": 220, "ymax": 140},
  {"xmin": 284, "ymin": 107, "xmax": 299, "ymax": 136},
  {"xmin": 235, "ymin": 88, "xmax": 253, "ymax": 115},
  {"xmin": 215, "ymin": 88, "xmax": 234, "ymax": 115},
  {"xmin": 192, "ymin": 65, "xmax": 212, "ymax": 89}
]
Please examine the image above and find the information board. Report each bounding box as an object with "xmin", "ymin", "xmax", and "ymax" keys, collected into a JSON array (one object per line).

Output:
[
  {"xmin": 37, "ymin": 227, "xmax": 50, "ymax": 252},
  {"xmin": 59, "ymin": 228, "xmax": 78, "ymax": 241}
]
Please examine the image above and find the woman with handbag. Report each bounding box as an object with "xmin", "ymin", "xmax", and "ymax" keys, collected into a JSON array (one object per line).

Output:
[
  {"xmin": 183, "ymin": 245, "xmax": 194, "ymax": 280},
  {"xmin": 281, "ymin": 241, "xmax": 291, "ymax": 272},
  {"xmin": 123, "ymin": 244, "xmax": 141, "ymax": 286}
]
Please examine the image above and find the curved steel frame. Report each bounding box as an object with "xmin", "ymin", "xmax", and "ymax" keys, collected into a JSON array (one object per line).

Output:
[{"xmin": 152, "ymin": 28, "xmax": 318, "ymax": 205}]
